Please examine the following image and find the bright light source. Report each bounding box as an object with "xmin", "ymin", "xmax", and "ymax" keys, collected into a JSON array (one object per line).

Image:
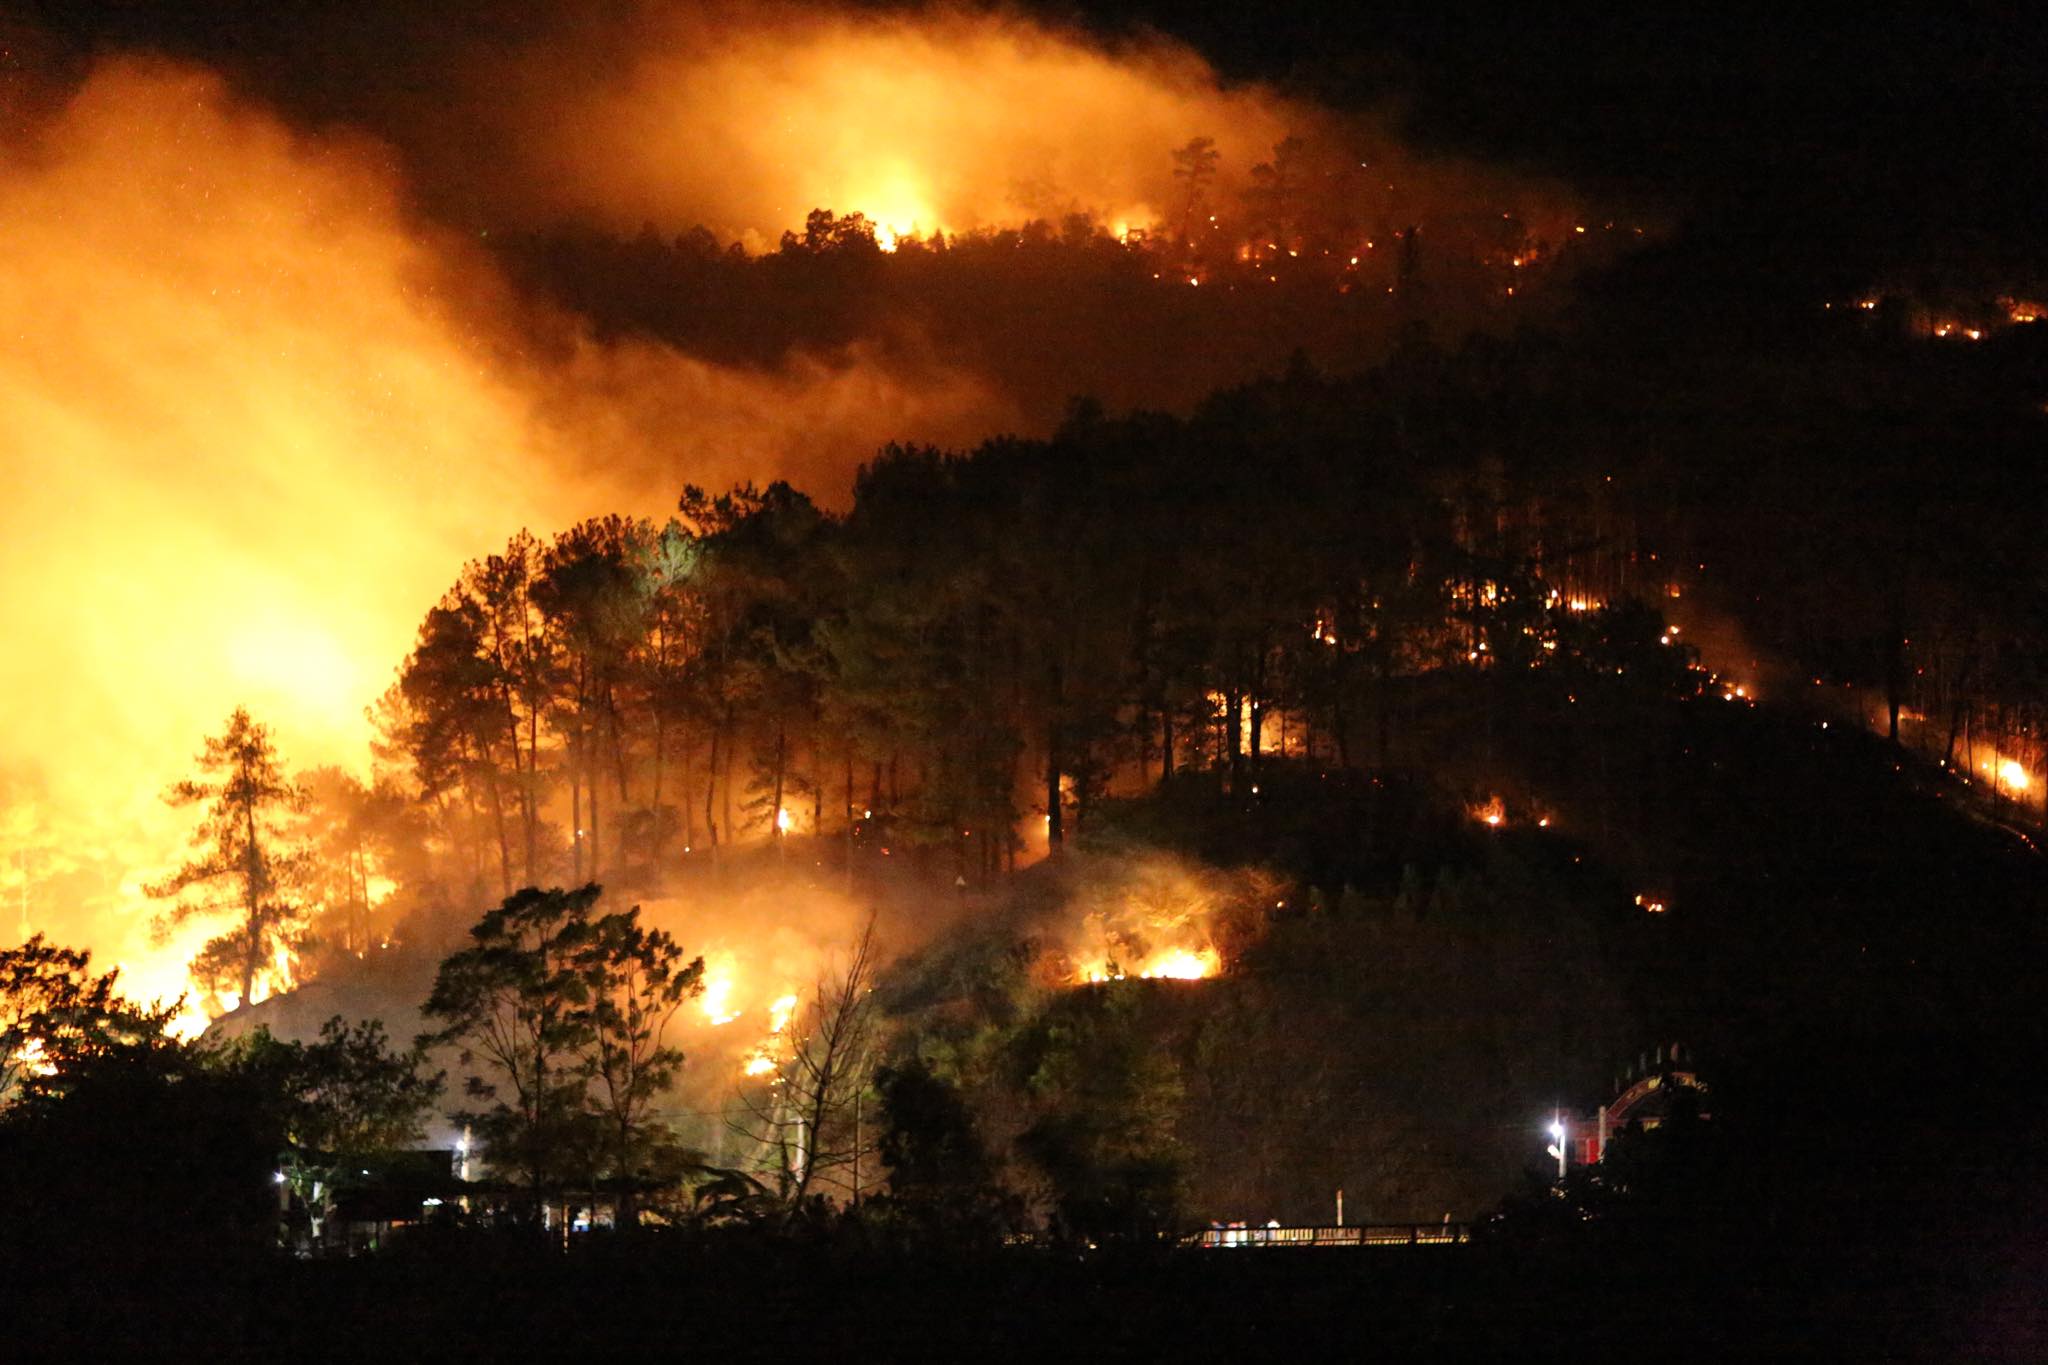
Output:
[{"xmin": 1547, "ymin": 1121, "xmax": 1564, "ymax": 1142}]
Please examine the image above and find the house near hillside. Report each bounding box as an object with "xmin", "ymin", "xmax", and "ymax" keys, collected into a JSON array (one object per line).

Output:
[{"xmin": 1565, "ymin": 1042, "xmax": 1711, "ymax": 1167}]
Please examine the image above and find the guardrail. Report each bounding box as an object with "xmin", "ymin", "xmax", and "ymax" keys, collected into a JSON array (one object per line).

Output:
[{"xmin": 1183, "ymin": 1223, "xmax": 1473, "ymax": 1249}]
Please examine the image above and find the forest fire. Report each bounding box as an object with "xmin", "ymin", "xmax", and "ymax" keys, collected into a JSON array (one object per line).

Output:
[
  {"xmin": 0, "ymin": 58, "xmax": 1010, "ymax": 1015},
  {"xmin": 0, "ymin": 0, "xmax": 1624, "ymax": 1023},
  {"xmin": 1052, "ymin": 854, "xmax": 1266, "ymax": 989},
  {"xmin": 695, "ymin": 958, "xmax": 801, "ymax": 1042},
  {"xmin": 741, "ymin": 993, "xmax": 803, "ymax": 1078},
  {"xmin": 466, "ymin": 8, "xmax": 1308, "ymax": 244},
  {"xmin": 1077, "ymin": 944, "xmax": 1223, "ymax": 984},
  {"xmin": 3, "ymin": 6, "xmax": 2043, "ymax": 1344},
  {"xmin": 1977, "ymin": 756, "xmax": 2034, "ymax": 795},
  {"xmin": 645, "ymin": 896, "xmax": 844, "ymax": 1084},
  {"xmin": 700, "ymin": 972, "xmax": 742, "ymax": 1027}
]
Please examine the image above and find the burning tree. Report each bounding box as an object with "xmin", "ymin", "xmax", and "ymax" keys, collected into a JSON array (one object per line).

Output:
[
  {"xmin": 148, "ymin": 707, "xmax": 312, "ymax": 1011},
  {"xmin": 1170, "ymin": 135, "xmax": 1220, "ymax": 247},
  {"xmin": 535, "ymin": 515, "xmax": 652, "ymax": 883},
  {"xmin": 296, "ymin": 766, "xmax": 428, "ymax": 967},
  {"xmin": 732, "ymin": 914, "xmax": 882, "ymax": 1211},
  {"xmin": 0, "ymin": 935, "xmax": 160, "ymax": 1109}
]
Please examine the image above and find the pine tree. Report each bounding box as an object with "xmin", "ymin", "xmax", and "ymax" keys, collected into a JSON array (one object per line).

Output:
[{"xmin": 148, "ymin": 708, "xmax": 311, "ymax": 1011}]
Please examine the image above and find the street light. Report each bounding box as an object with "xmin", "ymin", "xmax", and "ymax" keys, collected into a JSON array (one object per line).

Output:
[{"xmin": 1545, "ymin": 1113, "xmax": 1567, "ymax": 1181}]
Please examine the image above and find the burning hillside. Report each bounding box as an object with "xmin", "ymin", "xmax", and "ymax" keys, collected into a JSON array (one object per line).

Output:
[
  {"xmin": 0, "ymin": 9, "xmax": 1616, "ymax": 1020},
  {"xmin": 1053, "ymin": 856, "xmax": 1270, "ymax": 986},
  {"xmin": 0, "ymin": 58, "xmax": 1001, "ymax": 1010}
]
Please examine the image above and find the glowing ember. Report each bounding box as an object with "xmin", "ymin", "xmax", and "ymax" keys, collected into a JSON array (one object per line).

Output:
[
  {"xmin": 1634, "ymin": 894, "xmax": 1668, "ymax": 914},
  {"xmin": 1472, "ymin": 796, "xmax": 1507, "ymax": 828}
]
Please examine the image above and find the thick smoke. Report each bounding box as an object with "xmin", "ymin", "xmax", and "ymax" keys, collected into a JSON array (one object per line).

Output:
[
  {"xmin": 441, "ymin": 4, "xmax": 1304, "ymax": 242},
  {"xmin": 0, "ymin": 58, "xmax": 1005, "ymax": 1006},
  {"xmin": 1, "ymin": 5, "xmax": 1594, "ymax": 1014},
  {"xmin": 215, "ymin": 866, "xmax": 886, "ymax": 1153}
]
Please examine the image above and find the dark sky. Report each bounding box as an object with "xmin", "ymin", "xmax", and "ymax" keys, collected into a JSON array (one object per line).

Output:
[{"xmin": 1095, "ymin": 2, "xmax": 2048, "ymax": 286}]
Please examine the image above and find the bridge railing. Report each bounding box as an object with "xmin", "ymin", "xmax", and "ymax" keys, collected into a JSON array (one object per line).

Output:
[{"xmin": 1182, "ymin": 1223, "xmax": 1472, "ymax": 1249}]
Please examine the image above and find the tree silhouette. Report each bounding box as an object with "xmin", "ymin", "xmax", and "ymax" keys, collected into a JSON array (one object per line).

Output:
[
  {"xmin": 1, "ymin": 934, "xmax": 168, "ymax": 1108},
  {"xmin": 148, "ymin": 707, "xmax": 311, "ymax": 1010},
  {"xmin": 1171, "ymin": 136, "xmax": 1221, "ymax": 247},
  {"xmin": 568, "ymin": 904, "xmax": 703, "ymax": 1224},
  {"xmin": 422, "ymin": 884, "xmax": 600, "ymax": 1222},
  {"xmin": 237, "ymin": 1015, "xmax": 443, "ymax": 1244},
  {"xmin": 733, "ymin": 914, "xmax": 881, "ymax": 1210}
]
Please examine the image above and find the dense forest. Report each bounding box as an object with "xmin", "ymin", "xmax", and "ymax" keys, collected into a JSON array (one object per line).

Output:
[
  {"xmin": 8, "ymin": 3, "xmax": 2048, "ymax": 1356},
  {"xmin": 10, "ymin": 285, "xmax": 2048, "ymax": 1351},
  {"xmin": 15, "ymin": 276, "xmax": 2041, "ymax": 1205},
  {"xmin": 324, "ymin": 294, "xmax": 2048, "ymax": 953},
  {"xmin": 6, "ymin": 202, "xmax": 2048, "ymax": 1360}
]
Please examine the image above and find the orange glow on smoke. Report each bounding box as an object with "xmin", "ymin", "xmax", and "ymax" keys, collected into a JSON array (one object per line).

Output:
[
  {"xmin": 2, "ymin": 10, "xmax": 1591, "ymax": 1019},
  {"xmin": 740, "ymin": 992, "xmax": 803, "ymax": 1078},
  {"xmin": 488, "ymin": 10, "xmax": 1302, "ymax": 244},
  {"xmin": 1976, "ymin": 756, "xmax": 2033, "ymax": 794},
  {"xmin": 0, "ymin": 59, "xmax": 1015, "ymax": 1017},
  {"xmin": 0, "ymin": 60, "xmax": 564, "ymax": 1018},
  {"xmin": 1061, "ymin": 855, "xmax": 1251, "ymax": 986},
  {"xmin": 700, "ymin": 972, "xmax": 742, "ymax": 1026}
]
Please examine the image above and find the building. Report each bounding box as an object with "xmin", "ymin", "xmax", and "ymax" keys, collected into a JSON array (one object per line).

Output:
[{"xmin": 1570, "ymin": 1042, "xmax": 1711, "ymax": 1166}]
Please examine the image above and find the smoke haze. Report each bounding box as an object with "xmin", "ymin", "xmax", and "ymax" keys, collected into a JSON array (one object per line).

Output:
[
  {"xmin": 0, "ymin": 57, "xmax": 1008, "ymax": 1005},
  {"xmin": 0, "ymin": 5, "xmax": 1593, "ymax": 1013}
]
